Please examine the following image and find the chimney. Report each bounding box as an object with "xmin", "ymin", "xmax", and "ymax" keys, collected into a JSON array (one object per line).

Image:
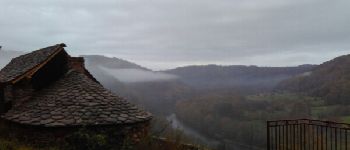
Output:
[
  {"xmin": 69, "ymin": 57, "xmax": 86, "ymax": 73},
  {"xmin": 68, "ymin": 57, "xmax": 100, "ymax": 83}
]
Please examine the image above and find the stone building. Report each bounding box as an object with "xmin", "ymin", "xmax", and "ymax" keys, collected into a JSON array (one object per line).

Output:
[{"xmin": 0, "ymin": 44, "xmax": 152, "ymax": 145}]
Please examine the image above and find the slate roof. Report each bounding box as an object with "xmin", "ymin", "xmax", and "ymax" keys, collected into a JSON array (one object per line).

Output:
[
  {"xmin": 2, "ymin": 70, "xmax": 152, "ymax": 127},
  {"xmin": 0, "ymin": 44, "xmax": 65, "ymax": 83}
]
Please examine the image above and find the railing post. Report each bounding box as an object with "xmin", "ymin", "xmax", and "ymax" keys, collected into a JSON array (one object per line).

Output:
[
  {"xmin": 346, "ymin": 129, "xmax": 347, "ymax": 150},
  {"xmin": 267, "ymin": 121, "xmax": 270, "ymax": 150},
  {"xmin": 286, "ymin": 120, "xmax": 289, "ymax": 150}
]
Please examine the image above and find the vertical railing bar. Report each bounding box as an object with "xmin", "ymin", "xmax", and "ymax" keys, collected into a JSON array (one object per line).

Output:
[
  {"xmin": 345, "ymin": 129, "xmax": 348, "ymax": 150},
  {"xmin": 271, "ymin": 125, "xmax": 273, "ymax": 150},
  {"xmin": 285, "ymin": 123, "xmax": 287, "ymax": 150},
  {"xmin": 331, "ymin": 127, "xmax": 333, "ymax": 150},
  {"xmin": 326, "ymin": 126, "xmax": 328, "ymax": 150},
  {"xmin": 282, "ymin": 125, "xmax": 286, "ymax": 150},
  {"xmin": 292, "ymin": 123, "xmax": 294, "ymax": 150},
  {"xmin": 321, "ymin": 126, "xmax": 324, "ymax": 150},
  {"xmin": 289, "ymin": 125, "xmax": 293, "ymax": 150},
  {"xmin": 340, "ymin": 128, "xmax": 342, "ymax": 150},
  {"xmin": 275, "ymin": 124, "xmax": 278, "ymax": 150},
  {"xmin": 335, "ymin": 128, "xmax": 338, "ymax": 150},
  {"xmin": 316, "ymin": 125, "xmax": 318, "ymax": 150},
  {"xmin": 300, "ymin": 124, "xmax": 302, "ymax": 150},
  {"xmin": 286, "ymin": 122, "xmax": 289, "ymax": 150},
  {"xmin": 314, "ymin": 125, "xmax": 316, "ymax": 150},
  {"xmin": 346, "ymin": 129, "xmax": 347, "ymax": 150},
  {"xmin": 279, "ymin": 125, "xmax": 281, "ymax": 150},
  {"xmin": 290, "ymin": 125, "xmax": 293, "ymax": 150},
  {"xmin": 312, "ymin": 126, "xmax": 315, "ymax": 150},
  {"xmin": 310, "ymin": 124, "xmax": 312, "ymax": 150},
  {"xmin": 274, "ymin": 126, "xmax": 278, "ymax": 150},
  {"xmin": 304, "ymin": 123, "xmax": 306, "ymax": 150},
  {"xmin": 293, "ymin": 124, "xmax": 295, "ymax": 150},
  {"xmin": 309, "ymin": 125, "xmax": 312, "ymax": 150},
  {"xmin": 267, "ymin": 122, "xmax": 270, "ymax": 150},
  {"xmin": 301, "ymin": 123, "xmax": 303, "ymax": 150},
  {"xmin": 316, "ymin": 126, "xmax": 319, "ymax": 150}
]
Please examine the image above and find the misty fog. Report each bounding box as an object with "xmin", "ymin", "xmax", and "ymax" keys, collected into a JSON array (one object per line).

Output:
[{"xmin": 99, "ymin": 67, "xmax": 178, "ymax": 83}]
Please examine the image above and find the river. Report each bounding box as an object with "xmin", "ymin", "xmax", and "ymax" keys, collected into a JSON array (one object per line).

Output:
[
  {"xmin": 166, "ymin": 114, "xmax": 221, "ymax": 147},
  {"xmin": 166, "ymin": 114, "xmax": 264, "ymax": 150}
]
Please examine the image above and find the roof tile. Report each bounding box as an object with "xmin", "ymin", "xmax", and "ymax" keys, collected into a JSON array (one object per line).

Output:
[
  {"xmin": 0, "ymin": 44, "xmax": 65, "ymax": 83},
  {"xmin": 3, "ymin": 71, "xmax": 152, "ymax": 127}
]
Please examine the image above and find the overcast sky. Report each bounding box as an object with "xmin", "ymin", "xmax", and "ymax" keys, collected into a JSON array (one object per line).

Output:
[{"xmin": 1, "ymin": 0, "xmax": 350, "ymax": 70}]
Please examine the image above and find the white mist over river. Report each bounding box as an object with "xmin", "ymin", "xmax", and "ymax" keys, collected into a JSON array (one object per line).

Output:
[{"xmin": 166, "ymin": 114, "xmax": 220, "ymax": 147}]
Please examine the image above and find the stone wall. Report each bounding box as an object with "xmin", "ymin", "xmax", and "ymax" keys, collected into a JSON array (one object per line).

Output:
[
  {"xmin": 127, "ymin": 121, "xmax": 151, "ymax": 143},
  {"xmin": 1, "ymin": 120, "xmax": 151, "ymax": 148}
]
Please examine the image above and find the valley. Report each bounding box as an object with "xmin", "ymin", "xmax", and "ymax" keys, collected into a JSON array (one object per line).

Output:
[
  {"xmin": 2, "ymin": 52, "xmax": 350, "ymax": 150},
  {"xmin": 81, "ymin": 54, "xmax": 350, "ymax": 149}
]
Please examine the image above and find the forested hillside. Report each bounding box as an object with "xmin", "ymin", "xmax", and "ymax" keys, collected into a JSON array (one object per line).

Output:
[
  {"xmin": 174, "ymin": 54, "xmax": 350, "ymax": 149},
  {"xmin": 165, "ymin": 65, "xmax": 316, "ymax": 91},
  {"xmin": 83, "ymin": 55, "xmax": 149, "ymax": 70},
  {"xmin": 83, "ymin": 55, "xmax": 318, "ymax": 115},
  {"xmin": 278, "ymin": 54, "xmax": 350, "ymax": 104},
  {"xmin": 175, "ymin": 92, "xmax": 315, "ymax": 148}
]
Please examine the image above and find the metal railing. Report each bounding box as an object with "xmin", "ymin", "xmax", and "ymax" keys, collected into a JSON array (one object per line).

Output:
[{"xmin": 267, "ymin": 119, "xmax": 350, "ymax": 150}]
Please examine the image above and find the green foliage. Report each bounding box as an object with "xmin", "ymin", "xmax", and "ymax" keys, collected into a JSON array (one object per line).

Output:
[
  {"xmin": 62, "ymin": 127, "xmax": 135, "ymax": 150},
  {"xmin": 64, "ymin": 128, "xmax": 109, "ymax": 150},
  {"xmin": 0, "ymin": 138, "xmax": 55, "ymax": 150},
  {"xmin": 175, "ymin": 92, "xmax": 316, "ymax": 149},
  {"xmin": 0, "ymin": 119, "xmax": 207, "ymax": 150},
  {"xmin": 133, "ymin": 135, "xmax": 208, "ymax": 150},
  {"xmin": 0, "ymin": 139, "xmax": 17, "ymax": 150},
  {"xmin": 132, "ymin": 117, "xmax": 208, "ymax": 150},
  {"xmin": 278, "ymin": 54, "xmax": 350, "ymax": 105}
]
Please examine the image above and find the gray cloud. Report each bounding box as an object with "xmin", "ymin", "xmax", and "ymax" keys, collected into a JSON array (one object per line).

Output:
[{"xmin": 0, "ymin": 0, "xmax": 350, "ymax": 70}]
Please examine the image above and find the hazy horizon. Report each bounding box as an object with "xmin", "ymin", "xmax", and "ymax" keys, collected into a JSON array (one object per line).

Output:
[
  {"xmin": 0, "ymin": 49, "xmax": 348, "ymax": 71},
  {"xmin": 1, "ymin": 0, "xmax": 350, "ymax": 70}
]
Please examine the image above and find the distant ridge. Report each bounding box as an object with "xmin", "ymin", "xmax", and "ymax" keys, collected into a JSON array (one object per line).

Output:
[
  {"xmin": 164, "ymin": 64, "xmax": 316, "ymax": 90},
  {"xmin": 277, "ymin": 54, "xmax": 350, "ymax": 104},
  {"xmin": 82, "ymin": 55, "xmax": 150, "ymax": 70}
]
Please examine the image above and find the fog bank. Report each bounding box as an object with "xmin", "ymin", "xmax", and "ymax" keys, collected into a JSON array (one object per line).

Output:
[{"xmin": 100, "ymin": 67, "xmax": 178, "ymax": 83}]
